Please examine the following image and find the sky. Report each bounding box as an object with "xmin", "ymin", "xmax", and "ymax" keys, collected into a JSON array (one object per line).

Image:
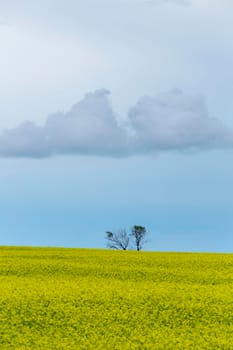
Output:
[{"xmin": 0, "ymin": 0, "xmax": 233, "ymax": 251}]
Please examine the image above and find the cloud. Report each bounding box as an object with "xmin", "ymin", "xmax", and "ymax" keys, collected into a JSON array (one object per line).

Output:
[
  {"xmin": 0, "ymin": 88, "xmax": 232, "ymax": 158},
  {"xmin": 0, "ymin": 89, "xmax": 129, "ymax": 158},
  {"xmin": 128, "ymin": 88, "xmax": 232, "ymax": 153},
  {"xmin": 0, "ymin": 121, "xmax": 49, "ymax": 158},
  {"xmin": 44, "ymin": 89, "xmax": 128, "ymax": 157}
]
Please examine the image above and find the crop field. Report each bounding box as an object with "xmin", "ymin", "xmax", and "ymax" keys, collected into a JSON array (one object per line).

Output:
[{"xmin": 0, "ymin": 248, "xmax": 233, "ymax": 349}]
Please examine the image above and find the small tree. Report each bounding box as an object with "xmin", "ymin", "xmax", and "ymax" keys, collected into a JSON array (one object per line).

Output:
[
  {"xmin": 106, "ymin": 229, "xmax": 130, "ymax": 250},
  {"xmin": 131, "ymin": 225, "xmax": 147, "ymax": 251}
]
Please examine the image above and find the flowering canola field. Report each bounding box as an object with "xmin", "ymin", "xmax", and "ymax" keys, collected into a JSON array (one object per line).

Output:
[{"xmin": 0, "ymin": 247, "xmax": 233, "ymax": 349}]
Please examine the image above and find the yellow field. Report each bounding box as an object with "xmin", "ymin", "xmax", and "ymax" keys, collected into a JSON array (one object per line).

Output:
[{"xmin": 0, "ymin": 247, "xmax": 233, "ymax": 349}]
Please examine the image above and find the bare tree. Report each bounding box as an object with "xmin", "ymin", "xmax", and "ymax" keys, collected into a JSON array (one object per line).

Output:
[
  {"xmin": 131, "ymin": 225, "xmax": 147, "ymax": 251},
  {"xmin": 106, "ymin": 229, "xmax": 130, "ymax": 250}
]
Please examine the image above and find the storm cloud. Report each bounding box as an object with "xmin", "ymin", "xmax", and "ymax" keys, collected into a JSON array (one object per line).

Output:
[{"xmin": 0, "ymin": 88, "xmax": 232, "ymax": 158}]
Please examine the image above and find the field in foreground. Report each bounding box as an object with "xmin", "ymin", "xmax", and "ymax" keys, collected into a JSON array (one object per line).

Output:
[{"xmin": 0, "ymin": 248, "xmax": 233, "ymax": 349}]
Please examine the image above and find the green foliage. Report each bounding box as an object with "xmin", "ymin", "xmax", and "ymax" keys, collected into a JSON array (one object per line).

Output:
[
  {"xmin": 0, "ymin": 247, "xmax": 233, "ymax": 349},
  {"xmin": 131, "ymin": 225, "xmax": 147, "ymax": 251}
]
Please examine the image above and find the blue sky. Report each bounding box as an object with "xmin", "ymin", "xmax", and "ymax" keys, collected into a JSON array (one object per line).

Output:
[{"xmin": 0, "ymin": 0, "xmax": 233, "ymax": 251}]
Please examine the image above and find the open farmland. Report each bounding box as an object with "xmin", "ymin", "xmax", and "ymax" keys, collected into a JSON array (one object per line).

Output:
[{"xmin": 0, "ymin": 247, "xmax": 233, "ymax": 349}]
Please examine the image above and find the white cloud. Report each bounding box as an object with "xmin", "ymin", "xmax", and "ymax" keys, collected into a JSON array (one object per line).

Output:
[
  {"xmin": 0, "ymin": 88, "xmax": 232, "ymax": 158},
  {"xmin": 0, "ymin": 122, "xmax": 49, "ymax": 158},
  {"xmin": 129, "ymin": 89, "xmax": 232, "ymax": 153},
  {"xmin": 0, "ymin": 89, "xmax": 129, "ymax": 158},
  {"xmin": 44, "ymin": 89, "xmax": 129, "ymax": 156}
]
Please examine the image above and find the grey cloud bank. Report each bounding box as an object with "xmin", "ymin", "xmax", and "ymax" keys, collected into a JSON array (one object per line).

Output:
[
  {"xmin": 129, "ymin": 89, "xmax": 232, "ymax": 153},
  {"xmin": 0, "ymin": 88, "xmax": 231, "ymax": 158}
]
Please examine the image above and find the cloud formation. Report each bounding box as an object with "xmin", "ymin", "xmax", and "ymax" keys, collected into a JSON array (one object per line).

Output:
[
  {"xmin": 0, "ymin": 88, "xmax": 232, "ymax": 158},
  {"xmin": 128, "ymin": 88, "xmax": 232, "ymax": 153}
]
